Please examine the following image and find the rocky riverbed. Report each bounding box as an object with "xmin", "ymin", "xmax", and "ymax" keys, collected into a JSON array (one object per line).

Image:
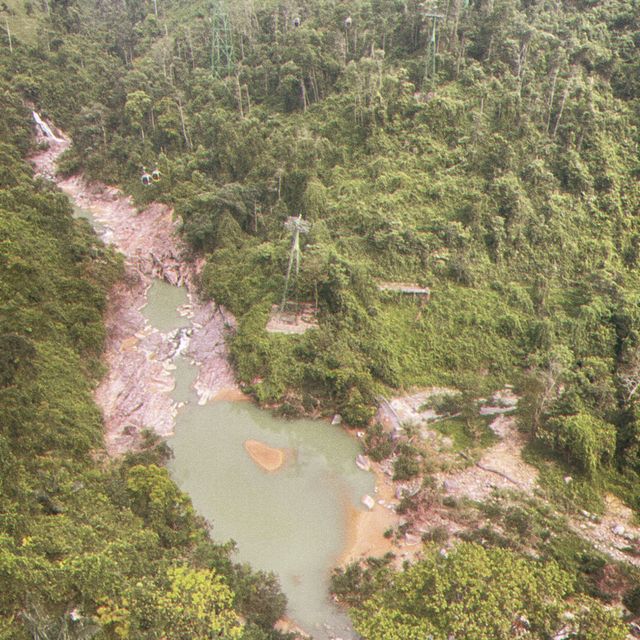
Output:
[{"xmin": 30, "ymin": 119, "xmax": 238, "ymax": 454}]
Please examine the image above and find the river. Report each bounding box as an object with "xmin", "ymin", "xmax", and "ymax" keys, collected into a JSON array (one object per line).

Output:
[
  {"xmin": 31, "ymin": 121, "xmax": 376, "ymax": 639},
  {"xmin": 143, "ymin": 279, "xmax": 374, "ymax": 639}
]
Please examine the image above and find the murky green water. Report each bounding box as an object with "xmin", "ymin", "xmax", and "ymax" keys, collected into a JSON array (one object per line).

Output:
[
  {"xmin": 142, "ymin": 280, "xmax": 374, "ymax": 639},
  {"xmin": 142, "ymin": 280, "xmax": 191, "ymax": 333}
]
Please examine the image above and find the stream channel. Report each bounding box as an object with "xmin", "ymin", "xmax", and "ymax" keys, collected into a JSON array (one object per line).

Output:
[{"xmin": 75, "ymin": 202, "xmax": 374, "ymax": 638}]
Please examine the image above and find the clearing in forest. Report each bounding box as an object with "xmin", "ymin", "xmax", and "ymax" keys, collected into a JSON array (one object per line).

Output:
[{"xmin": 265, "ymin": 303, "xmax": 318, "ymax": 334}]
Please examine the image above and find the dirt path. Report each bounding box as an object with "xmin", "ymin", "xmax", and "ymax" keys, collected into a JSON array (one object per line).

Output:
[{"xmin": 30, "ymin": 124, "xmax": 238, "ymax": 454}]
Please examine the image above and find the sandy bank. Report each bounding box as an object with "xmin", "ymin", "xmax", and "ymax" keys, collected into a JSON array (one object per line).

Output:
[
  {"xmin": 212, "ymin": 387, "xmax": 251, "ymax": 402},
  {"xmin": 340, "ymin": 473, "xmax": 396, "ymax": 564},
  {"xmin": 338, "ymin": 463, "xmax": 418, "ymax": 568},
  {"xmin": 244, "ymin": 439, "xmax": 287, "ymax": 472}
]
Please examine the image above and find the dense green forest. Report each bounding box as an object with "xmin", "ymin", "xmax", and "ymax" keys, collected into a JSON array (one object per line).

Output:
[
  {"xmin": 3, "ymin": 0, "xmax": 640, "ymax": 637},
  {"xmin": 16, "ymin": 0, "xmax": 640, "ymax": 438}
]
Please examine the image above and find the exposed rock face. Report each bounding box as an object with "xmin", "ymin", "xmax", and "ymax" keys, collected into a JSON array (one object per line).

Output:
[
  {"xmin": 188, "ymin": 302, "xmax": 238, "ymax": 405},
  {"xmin": 95, "ymin": 278, "xmax": 178, "ymax": 453},
  {"xmin": 442, "ymin": 479, "xmax": 459, "ymax": 493},
  {"xmin": 30, "ymin": 123, "xmax": 238, "ymax": 454}
]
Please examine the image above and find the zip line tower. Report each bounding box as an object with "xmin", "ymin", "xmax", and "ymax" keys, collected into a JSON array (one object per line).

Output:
[{"xmin": 280, "ymin": 215, "xmax": 311, "ymax": 312}]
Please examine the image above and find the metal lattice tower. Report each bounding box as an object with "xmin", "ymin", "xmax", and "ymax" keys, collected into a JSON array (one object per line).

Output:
[
  {"xmin": 211, "ymin": 2, "xmax": 234, "ymax": 77},
  {"xmin": 280, "ymin": 215, "xmax": 311, "ymax": 312},
  {"xmin": 423, "ymin": 1, "xmax": 444, "ymax": 88}
]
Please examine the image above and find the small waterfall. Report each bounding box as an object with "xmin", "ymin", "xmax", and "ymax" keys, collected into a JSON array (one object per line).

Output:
[
  {"xmin": 32, "ymin": 111, "xmax": 62, "ymax": 141},
  {"xmin": 172, "ymin": 326, "xmax": 192, "ymax": 357}
]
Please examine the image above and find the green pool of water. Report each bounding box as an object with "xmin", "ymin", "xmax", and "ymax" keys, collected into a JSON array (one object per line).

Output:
[
  {"xmin": 142, "ymin": 280, "xmax": 373, "ymax": 639},
  {"xmin": 142, "ymin": 279, "xmax": 191, "ymax": 333}
]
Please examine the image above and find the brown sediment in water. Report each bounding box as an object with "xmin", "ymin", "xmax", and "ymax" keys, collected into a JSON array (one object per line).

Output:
[
  {"xmin": 338, "ymin": 465, "xmax": 399, "ymax": 565},
  {"xmin": 244, "ymin": 439, "xmax": 287, "ymax": 472},
  {"xmin": 274, "ymin": 616, "xmax": 308, "ymax": 637},
  {"xmin": 212, "ymin": 387, "xmax": 250, "ymax": 402}
]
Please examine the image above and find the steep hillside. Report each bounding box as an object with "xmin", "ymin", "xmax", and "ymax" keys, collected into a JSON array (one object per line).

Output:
[
  {"xmin": 0, "ymin": 77, "xmax": 286, "ymax": 640},
  {"xmin": 3, "ymin": 0, "xmax": 640, "ymax": 637}
]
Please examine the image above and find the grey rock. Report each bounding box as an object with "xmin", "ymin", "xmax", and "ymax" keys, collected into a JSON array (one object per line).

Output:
[
  {"xmin": 361, "ymin": 494, "xmax": 375, "ymax": 510},
  {"xmin": 405, "ymin": 533, "xmax": 421, "ymax": 546},
  {"xmin": 355, "ymin": 454, "xmax": 371, "ymax": 472},
  {"xmin": 443, "ymin": 479, "xmax": 459, "ymax": 493}
]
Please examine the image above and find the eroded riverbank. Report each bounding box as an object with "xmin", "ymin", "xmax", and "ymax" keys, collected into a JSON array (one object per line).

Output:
[{"xmin": 30, "ymin": 126, "xmax": 237, "ymax": 454}]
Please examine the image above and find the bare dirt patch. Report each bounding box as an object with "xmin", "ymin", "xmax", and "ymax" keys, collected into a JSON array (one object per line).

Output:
[
  {"xmin": 377, "ymin": 387, "xmax": 455, "ymax": 433},
  {"xmin": 569, "ymin": 494, "xmax": 640, "ymax": 567},
  {"xmin": 436, "ymin": 415, "xmax": 538, "ymax": 501},
  {"xmin": 370, "ymin": 387, "xmax": 640, "ymax": 573},
  {"xmin": 265, "ymin": 304, "xmax": 318, "ymax": 334}
]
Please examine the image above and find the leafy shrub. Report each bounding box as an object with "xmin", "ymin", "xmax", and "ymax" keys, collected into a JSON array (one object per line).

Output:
[
  {"xmin": 421, "ymin": 526, "xmax": 449, "ymax": 544},
  {"xmin": 623, "ymin": 585, "xmax": 640, "ymax": 616},
  {"xmin": 541, "ymin": 413, "xmax": 616, "ymax": 477},
  {"xmin": 364, "ymin": 423, "xmax": 394, "ymax": 461},
  {"xmin": 393, "ymin": 448, "xmax": 421, "ymax": 481}
]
